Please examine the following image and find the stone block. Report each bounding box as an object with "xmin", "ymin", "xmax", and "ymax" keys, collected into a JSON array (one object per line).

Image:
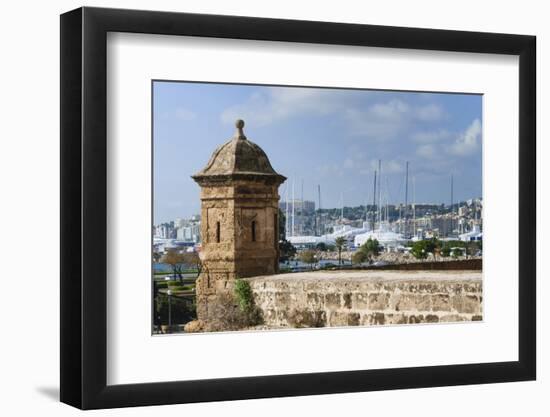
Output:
[
  {"xmin": 343, "ymin": 293, "xmax": 352, "ymax": 309},
  {"xmin": 408, "ymin": 314, "xmax": 424, "ymax": 324},
  {"xmin": 306, "ymin": 292, "xmax": 323, "ymax": 309},
  {"xmin": 275, "ymin": 292, "xmax": 291, "ymax": 306},
  {"xmin": 425, "ymin": 314, "xmax": 439, "ymax": 323},
  {"xmin": 370, "ymin": 312, "xmax": 386, "ymax": 325},
  {"xmin": 431, "ymin": 294, "xmax": 452, "ymax": 312},
  {"xmin": 368, "ymin": 293, "xmax": 390, "ymax": 310},
  {"xmin": 451, "ymin": 294, "xmax": 481, "ymax": 314},
  {"xmin": 287, "ymin": 309, "xmax": 326, "ymax": 328},
  {"xmin": 440, "ymin": 314, "xmax": 467, "ymax": 322},
  {"xmin": 330, "ymin": 312, "xmax": 360, "ymax": 326},
  {"xmin": 352, "ymin": 293, "xmax": 369, "ymax": 310},
  {"xmin": 395, "ymin": 294, "xmax": 430, "ymax": 312},
  {"xmin": 325, "ymin": 293, "xmax": 342, "ymax": 309},
  {"xmin": 360, "ymin": 312, "xmax": 386, "ymax": 326},
  {"xmin": 384, "ymin": 314, "xmax": 408, "ymax": 325}
]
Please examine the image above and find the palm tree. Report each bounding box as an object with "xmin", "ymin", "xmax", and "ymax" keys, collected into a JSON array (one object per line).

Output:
[{"xmin": 335, "ymin": 236, "xmax": 346, "ymax": 266}]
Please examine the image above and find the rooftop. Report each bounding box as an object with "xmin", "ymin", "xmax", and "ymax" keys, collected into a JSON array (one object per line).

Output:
[{"xmin": 192, "ymin": 119, "xmax": 286, "ymax": 184}]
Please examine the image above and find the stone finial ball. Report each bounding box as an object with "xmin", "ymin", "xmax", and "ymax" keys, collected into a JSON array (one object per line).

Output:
[{"xmin": 235, "ymin": 119, "xmax": 245, "ymax": 129}]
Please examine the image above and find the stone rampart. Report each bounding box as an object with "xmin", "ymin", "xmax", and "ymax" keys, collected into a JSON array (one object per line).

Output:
[{"xmin": 246, "ymin": 270, "xmax": 482, "ymax": 328}]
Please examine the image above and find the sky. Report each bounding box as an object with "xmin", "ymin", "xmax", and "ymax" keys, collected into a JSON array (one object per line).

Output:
[{"xmin": 153, "ymin": 81, "xmax": 482, "ymax": 224}]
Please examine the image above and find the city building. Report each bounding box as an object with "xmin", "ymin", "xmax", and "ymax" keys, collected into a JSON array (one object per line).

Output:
[{"xmin": 176, "ymin": 222, "xmax": 201, "ymax": 242}]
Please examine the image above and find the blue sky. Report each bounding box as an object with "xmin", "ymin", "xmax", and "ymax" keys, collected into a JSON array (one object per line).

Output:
[{"xmin": 153, "ymin": 81, "xmax": 482, "ymax": 224}]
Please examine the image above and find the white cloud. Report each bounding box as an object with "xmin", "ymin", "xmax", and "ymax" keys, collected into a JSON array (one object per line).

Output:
[
  {"xmin": 221, "ymin": 87, "xmax": 339, "ymax": 126},
  {"xmin": 415, "ymin": 103, "xmax": 446, "ymax": 121},
  {"xmin": 366, "ymin": 158, "xmax": 404, "ymax": 174},
  {"xmin": 411, "ymin": 129, "xmax": 451, "ymax": 143},
  {"xmin": 416, "ymin": 144, "xmax": 437, "ymax": 159},
  {"xmin": 414, "ymin": 119, "xmax": 481, "ymax": 160},
  {"xmin": 344, "ymin": 108, "xmax": 405, "ymax": 140},
  {"xmin": 448, "ymin": 118, "xmax": 482, "ymax": 156},
  {"xmin": 221, "ymin": 88, "xmax": 448, "ymax": 141},
  {"xmin": 369, "ymin": 99, "xmax": 409, "ymax": 120},
  {"xmin": 343, "ymin": 158, "xmax": 355, "ymax": 169},
  {"xmin": 316, "ymin": 162, "xmax": 345, "ymax": 177},
  {"xmin": 346, "ymin": 100, "xmax": 446, "ymax": 140}
]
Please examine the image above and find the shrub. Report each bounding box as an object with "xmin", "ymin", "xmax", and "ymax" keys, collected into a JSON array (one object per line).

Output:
[
  {"xmin": 234, "ymin": 279, "xmax": 254, "ymax": 313},
  {"xmin": 298, "ymin": 250, "xmax": 317, "ymax": 269},
  {"xmin": 206, "ymin": 292, "xmax": 263, "ymax": 332},
  {"xmin": 279, "ymin": 239, "xmax": 297, "ymax": 262},
  {"xmin": 451, "ymin": 247, "xmax": 465, "ymax": 258},
  {"xmin": 154, "ymin": 293, "xmax": 196, "ymax": 326},
  {"xmin": 357, "ymin": 238, "xmax": 381, "ymax": 264},
  {"xmin": 410, "ymin": 238, "xmax": 440, "ymax": 259},
  {"xmin": 352, "ymin": 250, "xmax": 368, "ymax": 265}
]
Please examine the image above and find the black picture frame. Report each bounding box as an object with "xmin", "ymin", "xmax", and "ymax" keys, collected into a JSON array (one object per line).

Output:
[{"xmin": 60, "ymin": 6, "xmax": 536, "ymax": 410}]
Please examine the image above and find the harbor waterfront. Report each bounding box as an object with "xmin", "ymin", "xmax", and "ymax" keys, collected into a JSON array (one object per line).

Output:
[
  {"xmin": 152, "ymin": 122, "xmax": 482, "ymax": 334},
  {"xmin": 153, "ymin": 82, "xmax": 483, "ymax": 334}
]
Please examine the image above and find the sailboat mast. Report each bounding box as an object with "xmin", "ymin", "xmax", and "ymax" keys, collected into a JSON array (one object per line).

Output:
[
  {"xmin": 413, "ymin": 176, "xmax": 416, "ymax": 237},
  {"xmin": 450, "ymin": 174, "xmax": 454, "ymax": 235},
  {"xmin": 291, "ymin": 178, "xmax": 295, "ymax": 237},
  {"xmin": 340, "ymin": 192, "xmax": 344, "ymax": 221},
  {"xmin": 285, "ymin": 185, "xmax": 289, "ymax": 237},
  {"xmin": 405, "ymin": 161, "xmax": 409, "ymax": 215},
  {"xmin": 404, "ymin": 161, "xmax": 409, "ymax": 234},
  {"xmin": 385, "ymin": 176, "xmax": 389, "ymax": 224},
  {"xmin": 317, "ymin": 184, "xmax": 321, "ymax": 235},
  {"xmin": 378, "ymin": 159, "xmax": 382, "ymax": 230},
  {"xmin": 372, "ymin": 170, "xmax": 377, "ymax": 231}
]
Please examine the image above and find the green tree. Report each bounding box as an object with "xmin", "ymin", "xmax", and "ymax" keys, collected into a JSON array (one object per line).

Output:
[
  {"xmin": 181, "ymin": 251, "xmax": 203, "ymax": 275},
  {"xmin": 465, "ymin": 241, "xmax": 479, "ymax": 258},
  {"xmin": 279, "ymin": 239, "xmax": 297, "ymax": 263},
  {"xmin": 410, "ymin": 242, "xmax": 428, "ymax": 259},
  {"xmin": 360, "ymin": 238, "xmax": 381, "ymax": 264},
  {"xmin": 278, "ymin": 208, "xmax": 287, "ymax": 240},
  {"xmin": 161, "ymin": 250, "xmax": 186, "ymax": 281},
  {"xmin": 299, "ymin": 250, "xmax": 317, "ymax": 270},
  {"xmin": 441, "ymin": 245, "xmax": 451, "ymax": 257},
  {"xmin": 334, "ymin": 236, "xmax": 346, "ymax": 266},
  {"xmin": 352, "ymin": 250, "xmax": 368, "ymax": 265},
  {"xmin": 277, "ymin": 208, "xmax": 297, "ymax": 263},
  {"xmin": 155, "ymin": 293, "xmax": 196, "ymax": 328},
  {"xmin": 451, "ymin": 247, "xmax": 464, "ymax": 258},
  {"xmin": 410, "ymin": 238, "xmax": 440, "ymax": 260},
  {"xmin": 152, "ymin": 251, "xmax": 162, "ymax": 263},
  {"xmin": 315, "ymin": 242, "xmax": 328, "ymax": 252}
]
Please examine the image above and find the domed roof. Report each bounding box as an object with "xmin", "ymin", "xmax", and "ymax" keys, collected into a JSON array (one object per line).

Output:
[{"xmin": 192, "ymin": 120, "xmax": 286, "ymax": 185}]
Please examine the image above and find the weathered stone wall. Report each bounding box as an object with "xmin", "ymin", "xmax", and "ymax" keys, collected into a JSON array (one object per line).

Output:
[
  {"xmin": 194, "ymin": 179, "xmax": 282, "ymax": 321},
  {"xmin": 247, "ymin": 270, "xmax": 482, "ymax": 328}
]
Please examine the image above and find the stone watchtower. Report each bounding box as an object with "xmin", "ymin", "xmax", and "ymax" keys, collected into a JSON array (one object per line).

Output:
[{"xmin": 192, "ymin": 120, "xmax": 286, "ymax": 321}]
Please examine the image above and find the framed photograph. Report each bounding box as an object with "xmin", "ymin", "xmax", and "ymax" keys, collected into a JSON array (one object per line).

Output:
[{"xmin": 60, "ymin": 6, "xmax": 536, "ymax": 409}]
